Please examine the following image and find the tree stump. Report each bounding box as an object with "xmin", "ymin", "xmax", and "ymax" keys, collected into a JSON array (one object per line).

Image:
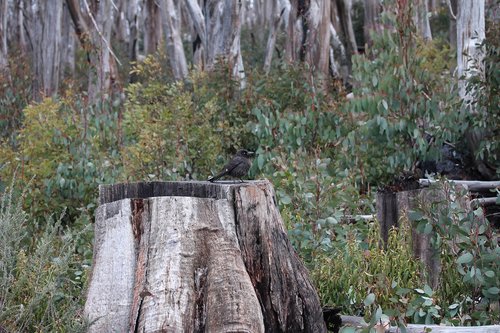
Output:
[
  {"xmin": 84, "ymin": 180, "xmax": 326, "ymax": 333},
  {"xmin": 377, "ymin": 187, "xmax": 444, "ymax": 289}
]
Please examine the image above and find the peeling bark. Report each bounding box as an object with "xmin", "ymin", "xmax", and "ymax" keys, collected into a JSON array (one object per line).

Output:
[{"xmin": 85, "ymin": 180, "xmax": 326, "ymax": 332}]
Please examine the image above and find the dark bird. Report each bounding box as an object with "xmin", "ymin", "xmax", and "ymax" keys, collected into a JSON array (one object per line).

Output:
[{"xmin": 208, "ymin": 149, "xmax": 254, "ymax": 182}]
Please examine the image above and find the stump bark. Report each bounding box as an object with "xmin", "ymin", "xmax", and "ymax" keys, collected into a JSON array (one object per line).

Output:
[
  {"xmin": 84, "ymin": 180, "xmax": 326, "ymax": 333},
  {"xmin": 377, "ymin": 188, "xmax": 443, "ymax": 289}
]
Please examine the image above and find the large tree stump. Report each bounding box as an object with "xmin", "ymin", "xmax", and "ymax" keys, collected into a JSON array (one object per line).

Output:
[{"xmin": 84, "ymin": 180, "xmax": 326, "ymax": 332}]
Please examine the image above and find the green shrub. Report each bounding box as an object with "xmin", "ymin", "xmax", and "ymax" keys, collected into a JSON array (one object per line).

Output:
[
  {"xmin": 0, "ymin": 180, "xmax": 90, "ymax": 332},
  {"xmin": 345, "ymin": 4, "xmax": 461, "ymax": 184},
  {"xmin": 465, "ymin": 20, "xmax": 500, "ymax": 176},
  {"xmin": 312, "ymin": 220, "xmax": 425, "ymax": 321},
  {"xmin": 410, "ymin": 181, "xmax": 500, "ymax": 325},
  {"xmin": 0, "ymin": 96, "xmax": 122, "ymax": 221},
  {"xmin": 123, "ymin": 73, "xmax": 222, "ymax": 180}
]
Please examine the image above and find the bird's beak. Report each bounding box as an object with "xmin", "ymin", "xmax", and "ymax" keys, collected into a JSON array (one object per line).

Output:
[{"xmin": 248, "ymin": 151, "xmax": 255, "ymax": 156}]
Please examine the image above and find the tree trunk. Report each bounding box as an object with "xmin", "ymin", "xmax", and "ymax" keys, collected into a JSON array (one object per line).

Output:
[
  {"xmin": 87, "ymin": 0, "xmax": 118, "ymax": 102},
  {"xmin": 448, "ymin": 0, "xmax": 457, "ymax": 48},
  {"xmin": 363, "ymin": 0, "xmax": 382, "ymax": 48},
  {"xmin": 457, "ymin": 0, "xmax": 485, "ymax": 102},
  {"xmin": 285, "ymin": 0, "xmax": 302, "ymax": 63},
  {"xmin": 65, "ymin": 0, "xmax": 91, "ymax": 54},
  {"xmin": 303, "ymin": 0, "xmax": 331, "ymax": 78},
  {"xmin": 159, "ymin": 0, "xmax": 188, "ymax": 80},
  {"xmin": 26, "ymin": 0, "xmax": 63, "ymax": 101},
  {"xmin": 336, "ymin": 0, "xmax": 358, "ymax": 56},
  {"xmin": 414, "ymin": 0, "xmax": 432, "ymax": 40},
  {"xmin": 84, "ymin": 180, "xmax": 326, "ymax": 332},
  {"xmin": 263, "ymin": 0, "xmax": 285, "ymax": 74},
  {"xmin": 456, "ymin": 1, "xmax": 493, "ymax": 179},
  {"xmin": 204, "ymin": 0, "xmax": 245, "ymax": 86},
  {"xmin": 0, "ymin": 0, "xmax": 7, "ymax": 71},
  {"xmin": 143, "ymin": 0, "xmax": 162, "ymax": 55},
  {"xmin": 185, "ymin": 0, "xmax": 206, "ymax": 69},
  {"xmin": 61, "ymin": 2, "xmax": 76, "ymax": 78},
  {"xmin": 284, "ymin": 0, "xmax": 331, "ymax": 79},
  {"xmin": 330, "ymin": 0, "xmax": 357, "ymax": 80},
  {"xmin": 127, "ymin": 0, "xmax": 139, "ymax": 83}
]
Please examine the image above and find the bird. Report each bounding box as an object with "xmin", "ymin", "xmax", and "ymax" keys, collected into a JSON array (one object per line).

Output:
[{"xmin": 208, "ymin": 149, "xmax": 254, "ymax": 182}]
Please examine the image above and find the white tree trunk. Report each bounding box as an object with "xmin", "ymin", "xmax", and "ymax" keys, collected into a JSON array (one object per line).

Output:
[
  {"xmin": 159, "ymin": 0, "xmax": 188, "ymax": 80},
  {"xmin": 0, "ymin": 0, "xmax": 7, "ymax": 70},
  {"xmin": 285, "ymin": 0, "xmax": 331, "ymax": 78},
  {"xmin": 457, "ymin": 0, "xmax": 485, "ymax": 102},
  {"xmin": 205, "ymin": 0, "xmax": 245, "ymax": 86},
  {"xmin": 263, "ymin": 0, "xmax": 284, "ymax": 74},
  {"xmin": 414, "ymin": 0, "xmax": 433, "ymax": 40},
  {"xmin": 448, "ymin": 0, "xmax": 458, "ymax": 48},
  {"xmin": 456, "ymin": 1, "xmax": 494, "ymax": 179},
  {"xmin": 329, "ymin": 23, "xmax": 348, "ymax": 79},
  {"xmin": 16, "ymin": 0, "xmax": 28, "ymax": 52}
]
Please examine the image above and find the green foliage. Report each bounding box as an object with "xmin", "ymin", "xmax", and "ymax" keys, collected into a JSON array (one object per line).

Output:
[
  {"xmin": 246, "ymin": 64, "xmax": 373, "ymax": 262},
  {"xmin": 0, "ymin": 96, "xmax": 122, "ymax": 220},
  {"xmin": 0, "ymin": 180, "xmax": 90, "ymax": 332},
  {"xmin": 123, "ymin": 60, "xmax": 224, "ymax": 180},
  {"xmin": 312, "ymin": 220, "xmax": 425, "ymax": 321},
  {"xmin": 409, "ymin": 181, "xmax": 500, "ymax": 325},
  {"xmin": 466, "ymin": 21, "xmax": 500, "ymax": 176},
  {"xmin": 346, "ymin": 4, "xmax": 461, "ymax": 184},
  {"xmin": 0, "ymin": 5, "xmax": 497, "ymax": 328}
]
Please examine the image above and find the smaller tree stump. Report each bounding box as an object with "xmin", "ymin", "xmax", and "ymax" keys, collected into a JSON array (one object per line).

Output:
[
  {"xmin": 84, "ymin": 180, "xmax": 326, "ymax": 332},
  {"xmin": 377, "ymin": 187, "xmax": 444, "ymax": 288}
]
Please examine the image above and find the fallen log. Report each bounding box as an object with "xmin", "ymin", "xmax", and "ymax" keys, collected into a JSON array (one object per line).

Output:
[
  {"xmin": 84, "ymin": 180, "xmax": 326, "ymax": 332},
  {"xmin": 419, "ymin": 179, "xmax": 500, "ymax": 191},
  {"xmin": 341, "ymin": 315, "xmax": 500, "ymax": 332}
]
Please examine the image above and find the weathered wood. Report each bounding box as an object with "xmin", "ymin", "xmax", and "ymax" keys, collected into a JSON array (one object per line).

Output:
[
  {"xmin": 376, "ymin": 188, "xmax": 443, "ymax": 289},
  {"xmin": 85, "ymin": 180, "xmax": 326, "ymax": 332},
  {"xmin": 235, "ymin": 182, "xmax": 326, "ymax": 332},
  {"xmin": 419, "ymin": 179, "xmax": 500, "ymax": 192}
]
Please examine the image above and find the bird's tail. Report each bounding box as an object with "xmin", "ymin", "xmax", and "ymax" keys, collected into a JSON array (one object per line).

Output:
[{"xmin": 208, "ymin": 171, "xmax": 225, "ymax": 182}]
